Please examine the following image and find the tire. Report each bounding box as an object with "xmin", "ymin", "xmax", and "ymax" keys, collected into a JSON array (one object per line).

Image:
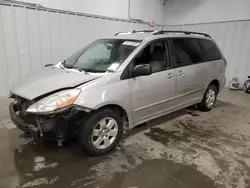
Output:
[
  {"xmin": 243, "ymin": 80, "xmax": 250, "ymax": 93},
  {"xmin": 78, "ymin": 108, "xmax": 123, "ymax": 156},
  {"xmin": 198, "ymin": 84, "xmax": 217, "ymax": 111}
]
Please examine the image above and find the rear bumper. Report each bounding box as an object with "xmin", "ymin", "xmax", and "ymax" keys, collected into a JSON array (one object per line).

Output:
[
  {"xmin": 9, "ymin": 103, "xmax": 38, "ymax": 136},
  {"xmin": 220, "ymin": 76, "xmax": 226, "ymax": 92}
]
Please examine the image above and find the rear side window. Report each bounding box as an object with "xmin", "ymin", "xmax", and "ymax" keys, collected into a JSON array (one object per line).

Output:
[
  {"xmin": 172, "ymin": 38, "xmax": 203, "ymax": 67},
  {"xmin": 199, "ymin": 39, "xmax": 222, "ymax": 61}
]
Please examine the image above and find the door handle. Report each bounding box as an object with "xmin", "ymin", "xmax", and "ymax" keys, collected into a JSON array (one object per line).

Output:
[
  {"xmin": 177, "ymin": 70, "xmax": 184, "ymax": 76},
  {"xmin": 166, "ymin": 73, "xmax": 175, "ymax": 79}
]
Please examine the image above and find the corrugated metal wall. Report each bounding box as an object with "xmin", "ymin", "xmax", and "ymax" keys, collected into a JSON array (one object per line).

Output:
[
  {"xmin": 168, "ymin": 20, "xmax": 250, "ymax": 87},
  {"xmin": 0, "ymin": 2, "xmax": 162, "ymax": 96}
]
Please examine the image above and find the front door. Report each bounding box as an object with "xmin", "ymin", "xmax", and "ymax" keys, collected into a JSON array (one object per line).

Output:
[{"xmin": 129, "ymin": 40, "xmax": 176, "ymax": 125}]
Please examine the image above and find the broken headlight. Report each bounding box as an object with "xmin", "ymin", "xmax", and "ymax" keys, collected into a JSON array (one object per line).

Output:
[{"xmin": 26, "ymin": 89, "xmax": 81, "ymax": 114}]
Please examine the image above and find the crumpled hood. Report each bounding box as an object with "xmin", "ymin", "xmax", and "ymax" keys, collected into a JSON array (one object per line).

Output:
[{"xmin": 11, "ymin": 67, "xmax": 98, "ymax": 100}]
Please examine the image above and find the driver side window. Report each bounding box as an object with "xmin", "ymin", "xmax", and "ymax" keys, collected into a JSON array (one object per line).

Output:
[{"xmin": 134, "ymin": 41, "xmax": 167, "ymax": 73}]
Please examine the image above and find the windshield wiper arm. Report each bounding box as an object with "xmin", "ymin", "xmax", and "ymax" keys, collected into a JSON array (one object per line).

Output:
[
  {"xmin": 60, "ymin": 62, "xmax": 88, "ymax": 74},
  {"xmin": 80, "ymin": 68, "xmax": 106, "ymax": 73},
  {"xmin": 74, "ymin": 68, "xmax": 89, "ymax": 74},
  {"xmin": 106, "ymin": 69, "xmax": 115, "ymax": 73}
]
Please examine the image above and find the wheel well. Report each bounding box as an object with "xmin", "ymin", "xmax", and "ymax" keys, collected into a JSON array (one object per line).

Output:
[
  {"xmin": 98, "ymin": 104, "xmax": 129, "ymax": 129},
  {"xmin": 210, "ymin": 79, "xmax": 220, "ymax": 92}
]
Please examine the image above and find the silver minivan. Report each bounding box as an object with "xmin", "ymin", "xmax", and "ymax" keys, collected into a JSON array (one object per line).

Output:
[{"xmin": 9, "ymin": 30, "xmax": 226, "ymax": 156}]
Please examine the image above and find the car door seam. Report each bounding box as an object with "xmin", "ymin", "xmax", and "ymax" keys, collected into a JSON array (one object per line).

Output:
[
  {"xmin": 133, "ymin": 98, "xmax": 200, "ymax": 127},
  {"xmin": 175, "ymin": 88, "xmax": 204, "ymax": 100},
  {"xmin": 134, "ymin": 96, "xmax": 176, "ymax": 112}
]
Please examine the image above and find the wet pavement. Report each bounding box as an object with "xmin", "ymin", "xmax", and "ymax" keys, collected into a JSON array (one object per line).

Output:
[{"xmin": 1, "ymin": 89, "xmax": 250, "ymax": 188}]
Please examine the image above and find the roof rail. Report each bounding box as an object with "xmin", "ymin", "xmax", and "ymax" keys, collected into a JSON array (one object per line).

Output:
[
  {"xmin": 114, "ymin": 30, "xmax": 155, "ymax": 36},
  {"xmin": 153, "ymin": 30, "xmax": 211, "ymax": 38}
]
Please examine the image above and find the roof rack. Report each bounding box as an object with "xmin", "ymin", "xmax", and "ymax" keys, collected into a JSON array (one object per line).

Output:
[
  {"xmin": 114, "ymin": 30, "xmax": 155, "ymax": 36},
  {"xmin": 153, "ymin": 30, "xmax": 211, "ymax": 38}
]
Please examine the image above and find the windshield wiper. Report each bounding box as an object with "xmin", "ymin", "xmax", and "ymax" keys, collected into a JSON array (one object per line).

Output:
[
  {"xmin": 60, "ymin": 61, "xmax": 89, "ymax": 74},
  {"xmin": 106, "ymin": 69, "xmax": 115, "ymax": 73},
  {"xmin": 76, "ymin": 68, "xmax": 89, "ymax": 74},
  {"xmin": 61, "ymin": 61, "xmax": 87, "ymax": 73},
  {"xmin": 79, "ymin": 68, "xmax": 106, "ymax": 73}
]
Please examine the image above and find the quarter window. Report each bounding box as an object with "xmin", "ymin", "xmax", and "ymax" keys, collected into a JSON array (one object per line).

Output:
[
  {"xmin": 172, "ymin": 38, "xmax": 203, "ymax": 67},
  {"xmin": 199, "ymin": 39, "xmax": 222, "ymax": 61}
]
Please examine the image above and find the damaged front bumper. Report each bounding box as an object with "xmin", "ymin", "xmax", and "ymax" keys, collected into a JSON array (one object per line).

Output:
[
  {"xmin": 9, "ymin": 102, "xmax": 84, "ymax": 144},
  {"xmin": 9, "ymin": 103, "xmax": 39, "ymax": 137}
]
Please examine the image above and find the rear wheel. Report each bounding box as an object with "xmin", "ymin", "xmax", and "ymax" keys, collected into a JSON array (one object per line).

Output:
[
  {"xmin": 198, "ymin": 84, "xmax": 217, "ymax": 111},
  {"xmin": 78, "ymin": 108, "xmax": 123, "ymax": 156},
  {"xmin": 243, "ymin": 80, "xmax": 250, "ymax": 93}
]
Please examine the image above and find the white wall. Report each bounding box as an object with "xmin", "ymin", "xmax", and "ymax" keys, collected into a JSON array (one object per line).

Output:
[
  {"xmin": 165, "ymin": 0, "xmax": 250, "ymax": 87},
  {"xmin": 0, "ymin": 1, "xmax": 163, "ymax": 96},
  {"xmin": 165, "ymin": 0, "xmax": 250, "ymax": 25},
  {"xmin": 14, "ymin": 0, "xmax": 165, "ymax": 24}
]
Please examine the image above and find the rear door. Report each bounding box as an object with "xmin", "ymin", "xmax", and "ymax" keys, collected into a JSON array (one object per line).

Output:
[
  {"xmin": 198, "ymin": 39, "xmax": 225, "ymax": 90},
  {"xmin": 170, "ymin": 38, "xmax": 204, "ymax": 108}
]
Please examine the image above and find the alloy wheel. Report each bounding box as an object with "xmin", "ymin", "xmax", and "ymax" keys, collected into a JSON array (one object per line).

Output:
[
  {"xmin": 91, "ymin": 117, "xmax": 118, "ymax": 149},
  {"xmin": 206, "ymin": 88, "xmax": 216, "ymax": 108}
]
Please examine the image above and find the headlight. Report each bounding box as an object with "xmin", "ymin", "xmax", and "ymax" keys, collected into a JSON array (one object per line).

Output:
[{"xmin": 26, "ymin": 89, "xmax": 81, "ymax": 113}]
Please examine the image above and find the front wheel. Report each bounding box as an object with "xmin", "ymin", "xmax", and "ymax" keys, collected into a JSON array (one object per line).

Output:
[
  {"xmin": 198, "ymin": 85, "xmax": 217, "ymax": 111},
  {"xmin": 78, "ymin": 108, "xmax": 123, "ymax": 156}
]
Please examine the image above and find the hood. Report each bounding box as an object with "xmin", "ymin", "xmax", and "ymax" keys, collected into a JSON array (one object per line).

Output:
[{"xmin": 11, "ymin": 67, "xmax": 98, "ymax": 100}]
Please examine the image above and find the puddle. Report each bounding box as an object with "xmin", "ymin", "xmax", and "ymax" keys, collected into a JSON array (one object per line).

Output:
[
  {"xmin": 144, "ymin": 119, "xmax": 214, "ymax": 145},
  {"xmin": 101, "ymin": 159, "xmax": 217, "ymax": 188}
]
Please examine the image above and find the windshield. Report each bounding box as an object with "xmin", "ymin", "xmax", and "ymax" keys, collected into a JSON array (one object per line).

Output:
[{"xmin": 63, "ymin": 39, "xmax": 141, "ymax": 73}]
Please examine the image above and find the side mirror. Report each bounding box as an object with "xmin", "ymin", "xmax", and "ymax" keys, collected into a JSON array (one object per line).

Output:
[{"xmin": 133, "ymin": 64, "xmax": 152, "ymax": 77}]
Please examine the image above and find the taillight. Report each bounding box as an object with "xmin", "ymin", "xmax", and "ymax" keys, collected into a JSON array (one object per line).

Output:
[{"xmin": 223, "ymin": 58, "xmax": 227, "ymax": 66}]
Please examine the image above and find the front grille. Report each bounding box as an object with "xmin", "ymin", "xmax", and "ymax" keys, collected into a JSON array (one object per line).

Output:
[
  {"xmin": 13, "ymin": 96, "xmax": 32, "ymax": 114},
  {"xmin": 11, "ymin": 95, "xmax": 58, "ymax": 133},
  {"xmin": 12, "ymin": 95, "xmax": 35, "ymax": 125}
]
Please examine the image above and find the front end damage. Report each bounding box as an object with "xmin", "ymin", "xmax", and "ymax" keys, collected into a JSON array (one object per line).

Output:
[{"xmin": 9, "ymin": 95, "xmax": 89, "ymax": 146}]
